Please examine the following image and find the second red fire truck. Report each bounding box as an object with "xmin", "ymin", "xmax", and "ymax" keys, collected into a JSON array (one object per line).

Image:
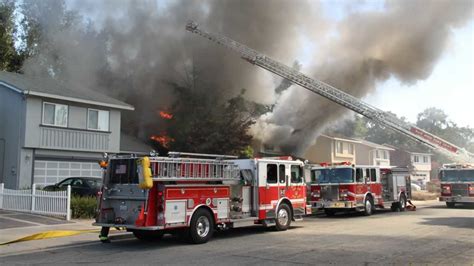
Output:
[
  {"xmin": 94, "ymin": 152, "xmax": 308, "ymax": 244},
  {"xmin": 439, "ymin": 163, "xmax": 474, "ymax": 207},
  {"xmin": 308, "ymin": 162, "xmax": 411, "ymax": 216}
]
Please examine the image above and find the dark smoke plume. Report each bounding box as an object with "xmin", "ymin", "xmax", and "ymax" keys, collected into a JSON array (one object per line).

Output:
[
  {"xmin": 22, "ymin": 0, "xmax": 323, "ymax": 139},
  {"xmin": 255, "ymin": 0, "xmax": 473, "ymax": 155},
  {"xmin": 20, "ymin": 0, "xmax": 472, "ymax": 155}
]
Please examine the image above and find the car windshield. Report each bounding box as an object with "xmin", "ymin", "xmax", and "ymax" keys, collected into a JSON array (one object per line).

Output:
[
  {"xmin": 440, "ymin": 169, "xmax": 474, "ymax": 182},
  {"xmin": 311, "ymin": 168, "xmax": 354, "ymax": 184}
]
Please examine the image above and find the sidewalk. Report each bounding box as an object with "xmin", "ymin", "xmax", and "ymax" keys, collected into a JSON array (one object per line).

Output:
[{"xmin": 0, "ymin": 210, "xmax": 103, "ymax": 256}]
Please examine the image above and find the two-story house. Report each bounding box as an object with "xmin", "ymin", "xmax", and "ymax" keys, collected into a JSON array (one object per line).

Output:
[
  {"xmin": 354, "ymin": 140, "xmax": 394, "ymax": 166},
  {"xmin": 304, "ymin": 135, "xmax": 360, "ymax": 164},
  {"xmin": 390, "ymin": 147, "xmax": 432, "ymax": 187},
  {"xmin": 0, "ymin": 71, "xmax": 134, "ymax": 189}
]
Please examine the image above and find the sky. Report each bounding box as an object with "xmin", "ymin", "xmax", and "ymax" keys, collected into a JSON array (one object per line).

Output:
[
  {"xmin": 365, "ymin": 22, "xmax": 474, "ymax": 127},
  {"xmin": 315, "ymin": 0, "xmax": 474, "ymax": 128}
]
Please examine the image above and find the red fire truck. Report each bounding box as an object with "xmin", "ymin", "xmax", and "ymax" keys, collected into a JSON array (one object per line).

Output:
[
  {"xmin": 94, "ymin": 152, "xmax": 308, "ymax": 244},
  {"xmin": 308, "ymin": 162, "xmax": 411, "ymax": 216},
  {"xmin": 439, "ymin": 163, "xmax": 474, "ymax": 207}
]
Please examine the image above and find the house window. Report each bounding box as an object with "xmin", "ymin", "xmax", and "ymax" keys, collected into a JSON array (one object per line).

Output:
[
  {"xmin": 375, "ymin": 150, "xmax": 380, "ymax": 158},
  {"xmin": 413, "ymin": 155, "xmax": 419, "ymax": 163},
  {"xmin": 87, "ymin": 109, "xmax": 109, "ymax": 131},
  {"xmin": 43, "ymin": 102, "xmax": 68, "ymax": 127},
  {"xmin": 336, "ymin": 141, "xmax": 343, "ymax": 154},
  {"xmin": 348, "ymin": 143, "xmax": 354, "ymax": 155},
  {"xmin": 423, "ymin": 156, "xmax": 429, "ymax": 163},
  {"xmin": 383, "ymin": 151, "xmax": 388, "ymax": 159}
]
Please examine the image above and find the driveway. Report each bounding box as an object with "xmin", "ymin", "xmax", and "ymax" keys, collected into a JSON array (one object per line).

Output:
[{"xmin": 0, "ymin": 210, "xmax": 70, "ymax": 230}]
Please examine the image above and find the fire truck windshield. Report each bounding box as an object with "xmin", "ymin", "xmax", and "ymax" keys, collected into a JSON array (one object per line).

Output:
[
  {"xmin": 311, "ymin": 168, "xmax": 354, "ymax": 184},
  {"xmin": 440, "ymin": 169, "xmax": 474, "ymax": 182}
]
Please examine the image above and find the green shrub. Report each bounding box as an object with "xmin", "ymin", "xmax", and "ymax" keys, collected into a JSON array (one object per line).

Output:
[{"xmin": 71, "ymin": 196, "xmax": 97, "ymax": 219}]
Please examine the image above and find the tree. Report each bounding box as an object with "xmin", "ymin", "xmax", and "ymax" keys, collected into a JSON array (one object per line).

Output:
[
  {"xmin": 0, "ymin": 0, "xmax": 26, "ymax": 72},
  {"xmin": 416, "ymin": 107, "xmax": 474, "ymax": 150},
  {"xmin": 331, "ymin": 107, "xmax": 473, "ymax": 164},
  {"xmin": 152, "ymin": 82, "xmax": 256, "ymax": 156},
  {"xmin": 416, "ymin": 107, "xmax": 474, "ymax": 162}
]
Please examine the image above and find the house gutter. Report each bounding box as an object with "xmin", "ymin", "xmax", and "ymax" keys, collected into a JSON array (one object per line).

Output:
[{"xmin": 0, "ymin": 81, "xmax": 135, "ymax": 111}]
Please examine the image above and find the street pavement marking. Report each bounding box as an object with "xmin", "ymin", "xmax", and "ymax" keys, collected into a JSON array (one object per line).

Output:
[{"xmin": 0, "ymin": 230, "xmax": 99, "ymax": 245}]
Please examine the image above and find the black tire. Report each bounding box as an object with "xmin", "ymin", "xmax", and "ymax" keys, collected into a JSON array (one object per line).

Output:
[
  {"xmin": 398, "ymin": 194, "xmax": 407, "ymax": 212},
  {"xmin": 446, "ymin": 202, "xmax": 455, "ymax": 208},
  {"xmin": 275, "ymin": 204, "xmax": 292, "ymax": 231},
  {"xmin": 363, "ymin": 196, "xmax": 374, "ymax": 216},
  {"xmin": 133, "ymin": 230, "xmax": 164, "ymax": 241},
  {"xmin": 390, "ymin": 204, "xmax": 398, "ymax": 212},
  {"xmin": 188, "ymin": 208, "xmax": 214, "ymax": 244},
  {"xmin": 324, "ymin": 209, "xmax": 336, "ymax": 217}
]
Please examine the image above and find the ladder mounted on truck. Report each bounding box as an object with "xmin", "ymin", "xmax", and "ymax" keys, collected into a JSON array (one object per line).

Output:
[
  {"xmin": 149, "ymin": 152, "xmax": 240, "ymax": 181},
  {"xmin": 185, "ymin": 21, "xmax": 474, "ymax": 164}
]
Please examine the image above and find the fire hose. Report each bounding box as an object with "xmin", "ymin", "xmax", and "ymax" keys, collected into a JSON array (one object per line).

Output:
[{"xmin": 406, "ymin": 200, "xmax": 417, "ymax": 211}]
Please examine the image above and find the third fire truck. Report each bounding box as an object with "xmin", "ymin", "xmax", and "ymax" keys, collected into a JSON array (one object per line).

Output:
[
  {"xmin": 309, "ymin": 163, "xmax": 411, "ymax": 216},
  {"xmin": 439, "ymin": 163, "xmax": 474, "ymax": 207},
  {"xmin": 94, "ymin": 152, "xmax": 308, "ymax": 244}
]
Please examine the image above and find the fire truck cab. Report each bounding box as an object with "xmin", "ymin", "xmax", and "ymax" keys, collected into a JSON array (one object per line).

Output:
[
  {"xmin": 94, "ymin": 153, "xmax": 308, "ymax": 244},
  {"xmin": 439, "ymin": 163, "xmax": 474, "ymax": 207},
  {"xmin": 308, "ymin": 163, "xmax": 411, "ymax": 216}
]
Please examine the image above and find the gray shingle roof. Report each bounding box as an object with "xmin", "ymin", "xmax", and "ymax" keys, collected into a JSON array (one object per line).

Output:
[
  {"xmin": 120, "ymin": 133, "xmax": 154, "ymax": 154},
  {"xmin": 0, "ymin": 71, "xmax": 134, "ymax": 110}
]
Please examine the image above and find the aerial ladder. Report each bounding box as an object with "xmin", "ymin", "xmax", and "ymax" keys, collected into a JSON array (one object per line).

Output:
[{"xmin": 185, "ymin": 21, "xmax": 474, "ymax": 164}]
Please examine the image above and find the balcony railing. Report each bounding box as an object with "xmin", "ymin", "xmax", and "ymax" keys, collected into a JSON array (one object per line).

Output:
[{"xmin": 39, "ymin": 125, "xmax": 110, "ymax": 151}]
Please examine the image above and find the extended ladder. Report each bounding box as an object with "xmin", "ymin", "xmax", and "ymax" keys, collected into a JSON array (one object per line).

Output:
[{"xmin": 185, "ymin": 21, "xmax": 474, "ymax": 163}]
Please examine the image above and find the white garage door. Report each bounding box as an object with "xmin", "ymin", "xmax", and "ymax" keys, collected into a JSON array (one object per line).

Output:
[{"xmin": 34, "ymin": 160, "xmax": 103, "ymax": 187}]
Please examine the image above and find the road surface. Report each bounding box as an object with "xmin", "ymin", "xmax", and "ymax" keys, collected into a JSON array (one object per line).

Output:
[{"xmin": 1, "ymin": 202, "xmax": 473, "ymax": 265}]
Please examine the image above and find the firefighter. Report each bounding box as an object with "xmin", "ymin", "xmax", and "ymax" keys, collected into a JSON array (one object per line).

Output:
[{"xmin": 99, "ymin": 227, "xmax": 110, "ymax": 243}]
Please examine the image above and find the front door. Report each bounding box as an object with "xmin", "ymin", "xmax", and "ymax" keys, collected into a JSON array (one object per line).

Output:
[
  {"xmin": 286, "ymin": 164, "xmax": 306, "ymax": 215},
  {"xmin": 259, "ymin": 162, "xmax": 286, "ymax": 218}
]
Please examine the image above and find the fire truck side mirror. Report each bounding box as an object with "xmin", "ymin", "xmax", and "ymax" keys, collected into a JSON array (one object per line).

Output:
[{"xmin": 138, "ymin": 157, "xmax": 153, "ymax": 189}]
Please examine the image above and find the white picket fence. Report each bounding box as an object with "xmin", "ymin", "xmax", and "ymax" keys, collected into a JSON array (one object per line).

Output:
[{"xmin": 0, "ymin": 183, "xmax": 71, "ymax": 220}]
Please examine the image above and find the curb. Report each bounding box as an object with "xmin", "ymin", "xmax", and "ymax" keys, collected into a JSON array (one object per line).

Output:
[{"xmin": 0, "ymin": 229, "xmax": 100, "ymax": 246}]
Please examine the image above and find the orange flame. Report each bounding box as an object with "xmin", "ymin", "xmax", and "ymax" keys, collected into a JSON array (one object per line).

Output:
[
  {"xmin": 159, "ymin": 111, "xmax": 173, "ymax": 120},
  {"xmin": 150, "ymin": 135, "xmax": 175, "ymax": 148}
]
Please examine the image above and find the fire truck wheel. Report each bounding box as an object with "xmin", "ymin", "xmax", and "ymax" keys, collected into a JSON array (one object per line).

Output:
[
  {"xmin": 275, "ymin": 204, "xmax": 292, "ymax": 231},
  {"xmin": 363, "ymin": 197, "xmax": 374, "ymax": 216},
  {"xmin": 188, "ymin": 208, "xmax": 214, "ymax": 244},
  {"xmin": 132, "ymin": 230, "xmax": 164, "ymax": 241},
  {"xmin": 446, "ymin": 202, "xmax": 455, "ymax": 208}
]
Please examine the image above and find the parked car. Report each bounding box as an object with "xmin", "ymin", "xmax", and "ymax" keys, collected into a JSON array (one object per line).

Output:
[
  {"xmin": 43, "ymin": 177, "xmax": 102, "ymax": 197},
  {"xmin": 411, "ymin": 182, "xmax": 422, "ymax": 191}
]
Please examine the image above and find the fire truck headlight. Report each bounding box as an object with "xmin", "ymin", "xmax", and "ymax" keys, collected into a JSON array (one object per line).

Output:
[
  {"xmin": 339, "ymin": 189, "xmax": 348, "ymax": 198},
  {"xmin": 441, "ymin": 185, "xmax": 451, "ymax": 195},
  {"xmin": 311, "ymin": 190, "xmax": 320, "ymax": 198}
]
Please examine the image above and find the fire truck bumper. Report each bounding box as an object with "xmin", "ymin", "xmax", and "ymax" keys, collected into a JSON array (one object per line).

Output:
[
  {"xmin": 439, "ymin": 196, "xmax": 474, "ymax": 203},
  {"xmin": 93, "ymin": 222, "xmax": 164, "ymax": 230},
  {"xmin": 311, "ymin": 200, "xmax": 356, "ymax": 209}
]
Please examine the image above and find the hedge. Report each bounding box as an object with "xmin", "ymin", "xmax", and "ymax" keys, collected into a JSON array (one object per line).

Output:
[{"xmin": 71, "ymin": 196, "xmax": 97, "ymax": 219}]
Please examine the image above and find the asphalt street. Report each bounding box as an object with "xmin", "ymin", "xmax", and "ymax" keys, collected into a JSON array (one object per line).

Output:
[{"xmin": 1, "ymin": 202, "xmax": 473, "ymax": 265}]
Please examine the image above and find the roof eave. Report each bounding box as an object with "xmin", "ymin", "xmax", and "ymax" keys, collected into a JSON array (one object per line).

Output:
[
  {"xmin": 26, "ymin": 91, "xmax": 135, "ymax": 111},
  {"xmin": 0, "ymin": 81, "xmax": 25, "ymax": 94}
]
